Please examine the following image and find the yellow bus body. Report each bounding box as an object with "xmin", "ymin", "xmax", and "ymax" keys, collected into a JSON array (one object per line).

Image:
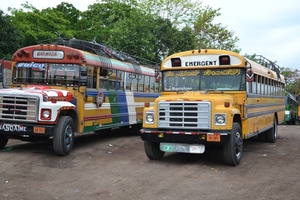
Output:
[{"xmin": 140, "ymin": 49, "xmax": 285, "ymax": 165}]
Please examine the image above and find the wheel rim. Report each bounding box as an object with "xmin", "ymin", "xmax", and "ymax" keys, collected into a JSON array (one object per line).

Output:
[
  {"xmin": 64, "ymin": 125, "xmax": 73, "ymax": 147},
  {"xmin": 235, "ymin": 132, "xmax": 243, "ymax": 157},
  {"xmin": 274, "ymin": 123, "xmax": 278, "ymax": 139}
]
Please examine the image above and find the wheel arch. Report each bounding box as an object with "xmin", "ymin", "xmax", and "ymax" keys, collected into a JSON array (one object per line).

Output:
[
  {"xmin": 59, "ymin": 110, "xmax": 78, "ymax": 132},
  {"xmin": 233, "ymin": 113, "xmax": 242, "ymax": 131}
]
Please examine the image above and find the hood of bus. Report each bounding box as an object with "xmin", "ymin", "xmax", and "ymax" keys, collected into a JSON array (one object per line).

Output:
[
  {"xmin": 0, "ymin": 85, "xmax": 72, "ymax": 102},
  {"xmin": 156, "ymin": 91, "xmax": 236, "ymax": 106}
]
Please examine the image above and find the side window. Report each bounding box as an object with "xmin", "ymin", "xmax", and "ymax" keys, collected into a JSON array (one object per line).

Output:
[
  {"xmin": 257, "ymin": 75, "xmax": 261, "ymax": 94},
  {"xmin": 144, "ymin": 75, "xmax": 150, "ymax": 92},
  {"xmin": 87, "ymin": 66, "xmax": 97, "ymax": 88},
  {"xmin": 150, "ymin": 77, "xmax": 155, "ymax": 92},
  {"xmin": 118, "ymin": 71, "xmax": 125, "ymax": 90},
  {"xmin": 132, "ymin": 73, "xmax": 138, "ymax": 92},
  {"xmin": 125, "ymin": 72, "xmax": 132, "ymax": 91},
  {"xmin": 138, "ymin": 74, "xmax": 144, "ymax": 92},
  {"xmin": 108, "ymin": 70, "xmax": 116, "ymax": 90}
]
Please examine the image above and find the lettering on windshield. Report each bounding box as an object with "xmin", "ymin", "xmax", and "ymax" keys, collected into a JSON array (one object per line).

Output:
[
  {"xmin": 165, "ymin": 70, "xmax": 200, "ymax": 78},
  {"xmin": 16, "ymin": 63, "xmax": 45, "ymax": 68},
  {"xmin": 203, "ymin": 69, "xmax": 240, "ymax": 76}
]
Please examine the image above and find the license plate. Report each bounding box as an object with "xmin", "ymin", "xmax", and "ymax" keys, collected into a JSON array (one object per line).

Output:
[
  {"xmin": 160, "ymin": 143, "xmax": 205, "ymax": 154},
  {"xmin": 207, "ymin": 133, "xmax": 221, "ymax": 142},
  {"xmin": 161, "ymin": 143, "xmax": 174, "ymax": 152},
  {"xmin": 0, "ymin": 123, "xmax": 27, "ymax": 132},
  {"xmin": 34, "ymin": 126, "xmax": 45, "ymax": 134}
]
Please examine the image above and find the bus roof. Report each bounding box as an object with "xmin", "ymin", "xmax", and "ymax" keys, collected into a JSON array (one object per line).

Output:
[
  {"xmin": 161, "ymin": 49, "xmax": 285, "ymax": 83},
  {"xmin": 12, "ymin": 40, "xmax": 156, "ymax": 76},
  {"xmin": 161, "ymin": 49, "xmax": 245, "ymax": 70}
]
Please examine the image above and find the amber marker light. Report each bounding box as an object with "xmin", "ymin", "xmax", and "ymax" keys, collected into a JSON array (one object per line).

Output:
[
  {"xmin": 158, "ymin": 133, "xmax": 164, "ymax": 138},
  {"xmin": 144, "ymin": 102, "xmax": 150, "ymax": 107},
  {"xmin": 199, "ymin": 135, "xmax": 205, "ymax": 139},
  {"xmin": 224, "ymin": 102, "xmax": 230, "ymax": 107}
]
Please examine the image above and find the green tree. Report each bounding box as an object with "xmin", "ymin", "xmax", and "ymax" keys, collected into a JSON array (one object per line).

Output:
[
  {"xmin": 281, "ymin": 68, "xmax": 300, "ymax": 95},
  {"xmin": 138, "ymin": 0, "xmax": 240, "ymax": 54},
  {"xmin": 79, "ymin": 1, "xmax": 158, "ymax": 63},
  {"xmin": 9, "ymin": 2, "xmax": 75, "ymax": 46},
  {"xmin": 193, "ymin": 6, "xmax": 240, "ymax": 52},
  {"xmin": 0, "ymin": 9, "xmax": 23, "ymax": 59}
]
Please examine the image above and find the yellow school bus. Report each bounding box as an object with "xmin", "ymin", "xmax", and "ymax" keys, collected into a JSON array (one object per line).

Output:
[
  {"xmin": 140, "ymin": 49, "xmax": 285, "ymax": 166},
  {"xmin": 0, "ymin": 38, "xmax": 160, "ymax": 155}
]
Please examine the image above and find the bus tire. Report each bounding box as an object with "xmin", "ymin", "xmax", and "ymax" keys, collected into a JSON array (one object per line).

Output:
[
  {"xmin": 0, "ymin": 133, "xmax": 8, "ymax": 149},
  {"xmin": 266, "ymin": 117, "xmax": 277, "ymax": 143},
  {"xmin": 53, "ymin": 116, "xmax": 75, "ymax": 156},
  {"xmin": 223, "ymin": 123, "xmax": 243, "ymax": 166},
  {"xmin": 131, "ymin": 124, "xmax": 142, "ymax": 135},
  {"xmin": 144, "ymin": 141, "xmax": 165, "ymax": 160},
  {"xmin": 257, "ymin": 132, "xmax": 266, "ymax": 142}
]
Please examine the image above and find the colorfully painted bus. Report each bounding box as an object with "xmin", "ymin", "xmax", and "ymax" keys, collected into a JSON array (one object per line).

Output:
[
  {"xmin": 285, "ymin": 91, "xmax": 300, "ymax": 125},
  {"xmin": 0, "ymin": 39, "xmax": 160, "ymax": 155},
  {"xmin": 140, "ymin": 49, "xmax": 285, "ymax": 166}
]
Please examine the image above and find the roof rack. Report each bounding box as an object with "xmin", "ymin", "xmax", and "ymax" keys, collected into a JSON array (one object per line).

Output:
[
  {"xmin": 37, "ymin": 38, "xmax": 158, "ymax": 67},
  {"xmin": 246, "ymin": 55, "xmax": 282, "ymax": 80}
]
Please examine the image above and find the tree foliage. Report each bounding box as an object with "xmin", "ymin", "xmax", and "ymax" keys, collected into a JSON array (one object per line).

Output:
[
  {"xmin": 193, "ymin": 6, "xmax": 240, "ymax": 52},
  {"xmin": 2, "ymin": 0, "xmax": 241, "ymax": 63},
  {"xmin": 281, "ymin": 68, "xmax": 300, "ymax": 95},
  {"xmin": 138, "ymin": 0, "xmax": 240, "ymax": 53},
  {"xmin": 9, "ymin": 2, "xmax": 75, "ymax": 47},
  {"xmin": 0, "ymin": 10, "xmax": 22, "ymax": 59}
]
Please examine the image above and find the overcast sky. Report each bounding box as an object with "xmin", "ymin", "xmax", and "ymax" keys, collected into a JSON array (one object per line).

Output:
[{"xmin": 1, "ymin": 0, "xmax": 300, "ymax": 70}]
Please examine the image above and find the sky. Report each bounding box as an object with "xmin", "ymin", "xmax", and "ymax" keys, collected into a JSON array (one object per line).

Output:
[{"xmin": 1, "ymin": 0, "xmax": 300, "ymax": 70}]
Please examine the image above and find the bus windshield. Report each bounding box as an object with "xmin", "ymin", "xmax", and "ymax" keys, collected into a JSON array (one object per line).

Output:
[
  {"xmin": 12, "ymin": 62, "xmax": 81, "ymax": 86},
  {"xmin": 163, "ymin": 68, "xmax": 245, "ymax": 92}
]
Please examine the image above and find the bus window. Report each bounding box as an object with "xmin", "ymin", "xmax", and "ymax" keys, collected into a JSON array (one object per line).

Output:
[
  {"xmin": 87, "ymin": 66, "xmax": 97, "ymax": 88},
  {"xmin": 132, "ymin": 73, "xmax": 138, "ymax": 92},
  {"xmin": 100, "ymin": 77, "xmax": 108, "ymax": 89},
  {"xmin": 47, "ymin": 64, "xmax": 80, "ymax": 86},
  {"xmin": 138, "ymin": 74, "xmax": 144, "ymax": 92},
  {"xmin": 127, "ymin": 73, "xmax": 138, "ymax": 91},
  {"xmin": 144, "ymin": 75, "xmax": 150, "ymax": 92},
  {"xmin": 117, "ymin": 71, "xmax": 125, "ymax": 90},
  {"xmin": 13, "ymin": 63, "xmax": 46, "ymax": 84}
]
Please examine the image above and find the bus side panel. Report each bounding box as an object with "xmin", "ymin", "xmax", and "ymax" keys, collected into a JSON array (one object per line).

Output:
[
  {"xmin": 83, "ymin": 103, "xmax": 113, "ymax": 132},
  {"xmin": 83, "ymin": 91, "xmax": 159, "ymax": 132},
  {"xmin": 242, "ymin": 99, "xmax": 285, "ymax": 138},
  {"xmin": 277, "ymin": 110, "xmax": 285, "ymax": 125}
]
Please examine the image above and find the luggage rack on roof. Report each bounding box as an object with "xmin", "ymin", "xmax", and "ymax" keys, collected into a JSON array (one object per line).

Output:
[
  {"xmin": 37, "ymin": 37, "xmax": 157, "ymax": 67},
  {"xmin": 244, "ymin": 54, "xmax": 282, "ymax": 80}
]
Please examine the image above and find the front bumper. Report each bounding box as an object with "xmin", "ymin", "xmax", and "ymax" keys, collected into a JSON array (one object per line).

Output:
[
  {"xmin": 0, "ymin": 122, "xmax": 55, "ymax": 140},
  {"xmin": 140, "ymin": 128, "xmax": 230, "ymax": 144}
]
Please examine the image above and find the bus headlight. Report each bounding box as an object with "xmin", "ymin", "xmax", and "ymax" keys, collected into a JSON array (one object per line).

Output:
[
  {"xmin": 145, "ymin": 112, "xmax": 154, "ymax": 124},
  {"xmin": 41, "ymin": 109, "xmax": 51, "ymax": 120},
  {"xmin": 215, "ymin": 114, "xmax": 226, "ymax": 125}
]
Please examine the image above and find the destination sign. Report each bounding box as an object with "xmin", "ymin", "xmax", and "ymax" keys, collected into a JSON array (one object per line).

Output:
[{"xmin": 33, "ymin": 50, "xmax": 64, "ymax": 59}]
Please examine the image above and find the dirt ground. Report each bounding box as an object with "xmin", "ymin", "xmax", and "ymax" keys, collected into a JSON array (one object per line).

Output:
[{"xmin": 0, "ymin": 124, "xmax": 300, "ymax": 200}]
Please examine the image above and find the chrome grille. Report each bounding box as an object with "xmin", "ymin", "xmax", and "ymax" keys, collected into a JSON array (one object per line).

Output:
[
  {"xmin": 158, "ymin": 101, "xmax": 211, "ymax": 129},
  {"xmin": 0, "ymin": 95, "xmax": 39, "ymax": 122}
]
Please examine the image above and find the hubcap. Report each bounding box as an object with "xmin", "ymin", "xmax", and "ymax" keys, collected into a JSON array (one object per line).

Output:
[
  {"xmin": 235, "ymin": 132, "xmax": 243, "ymax": 157},
  {"xmin": 65, "ymin": 125, "xmax": 73, "ymax": 147}
]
